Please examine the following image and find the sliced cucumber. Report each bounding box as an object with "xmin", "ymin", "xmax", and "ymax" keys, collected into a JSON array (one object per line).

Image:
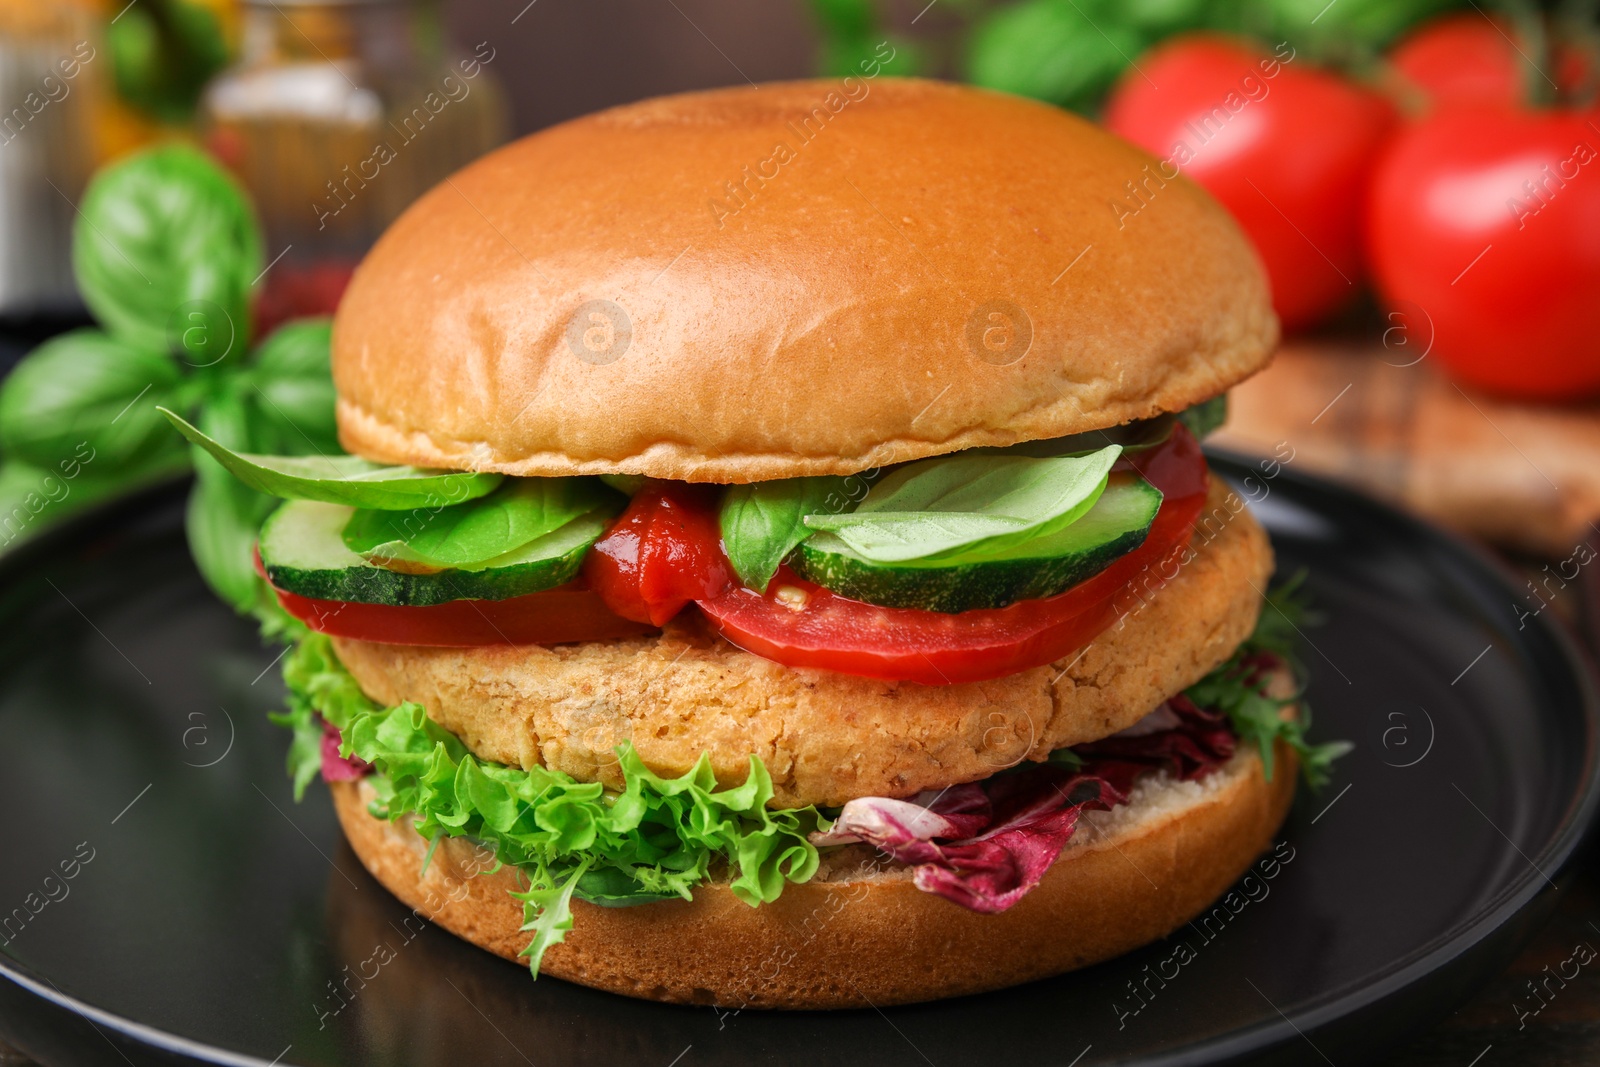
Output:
[
  {"xmin": 791, "ymin": 475, "xmax": 1162, "ymax": 613},
  {"xmin": 259, "ymin": 500, "xmax": 605, "ymax": 606}
]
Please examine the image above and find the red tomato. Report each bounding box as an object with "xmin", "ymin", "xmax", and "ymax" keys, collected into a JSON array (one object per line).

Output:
[
  {"xmin": 1104, "ymin": 35, "xmax": 1395, "ymax": 331},
  {"xmin": 1388, "ymin": 14, "xmax": 1523, "ymax": 110},
  {"xmin": 269, "ymin": 581, "xmax": 656, "ymax": 646},
  {"xmin": 583, "ymin": 483, "xmax": 732, "ymax": 626},
  {"xmin": 1365, "ymin": 105, "xmax": 1600, "ymax": 399},
  {"xmin": 252, "ymin": 260, "xmax": 357, "ymax": 340},
  {"xmin": 698, "ymin": 427, "xmax": 1210, "ymax": 685},
  {"xmin": 1388, "ymin": 14, "xmax": 1595, "ymax": 113}
]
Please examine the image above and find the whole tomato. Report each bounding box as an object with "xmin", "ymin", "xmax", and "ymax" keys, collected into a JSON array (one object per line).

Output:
[
  {"xmin": 1388, "ymin": 13, "xmax": 1595, "ymax": 113},
  {"xmin": 1365, "ymin": 105, "xmax": 1600, "ymax": 399},
  {"xmin": 1104, "ymin": 35, "xmax": 1395, "ymax": 331}
]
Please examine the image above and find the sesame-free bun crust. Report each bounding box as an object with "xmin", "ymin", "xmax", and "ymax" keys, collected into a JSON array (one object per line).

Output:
[
  {"xmin": 332, "ymin": 79, "xmax": 1275, "ymax": 482},
  {"xmin": 331, "ymin": 740, "xmax": 1295, "ymax": 1008},
  {"xmin": 334, "ymin": 478, "xmax": 1271, "ymax": 808}
]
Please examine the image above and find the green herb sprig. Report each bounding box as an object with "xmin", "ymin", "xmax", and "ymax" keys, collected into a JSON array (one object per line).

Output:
[
  {"xmin": 1188, "ymin": 572, "xmax": 1353, "ymax": 788},
  {"xmin": 811, "ymin": 0, "xmax": 1466, "ymax": 116},
  {"xmin": 0, "ymin": 144, "xmax": 340, "ymax": 616}
]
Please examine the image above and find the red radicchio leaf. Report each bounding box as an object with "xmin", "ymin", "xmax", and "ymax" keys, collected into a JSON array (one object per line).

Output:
[
  {"xmin": 812, "ymin": 699, "xmax": 1238, "ymax": 914},
  {"xmin": 319, "ymin": 714, "xmax": 372, "ymax": 782},
  {"xmin": 1071, "ymin": 694, "xmax": 1235, "ymax": 777}
]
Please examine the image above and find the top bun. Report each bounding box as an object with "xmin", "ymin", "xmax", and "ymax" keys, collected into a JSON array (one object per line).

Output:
[{"xmin": 332, "ymin": 78, "xmax": 1275, "ymax": 483}]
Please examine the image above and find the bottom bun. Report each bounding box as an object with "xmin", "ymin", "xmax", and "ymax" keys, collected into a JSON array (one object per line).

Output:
[{"xmin": 331, "ymin": 742, "xmax": 1295, "ymax": 1009}]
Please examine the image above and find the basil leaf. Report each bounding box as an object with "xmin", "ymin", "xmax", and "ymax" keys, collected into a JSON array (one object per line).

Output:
[
  {"xmin": 185, "ymin": 393, "xmax": 275, "ymax": 612},
  {"xmin": 0, "ymin": 329, "xmax": 186, "ymax": 473},
  {"xmin": 75, "ymin": 145, "xmax": 261, "ymax": 362},
  {"xmin": 342, "ymin": 478, "xmax": 621, "ymax": 570},
  {"xmin": 0, "ymin": 455, "xmax": 181, "ymax": 554},
  {"xmin": 1177, "ymin": 394, "xmax": 1227, "ymax": 440},
  {"xmin": 721, "ymin": 476, "xmax": 851, "ymax": 593},
  {"xmin": 159, "ymin": 407, "xmax": 502, "ymax": 509},
  {"xmin": 244, "ymin": 318, "xmax": 339, "ymax": 455},
  {"xmin": 803, "ymin": 446, "xmax": 1121, "ymax": 563},
  {"xmin": 105, "ymin": 0, "xmax": 228, "ymax": 123},
  {"xmin": 968, "ymin": 0, "xmax": 1142, "ymax": 112}
]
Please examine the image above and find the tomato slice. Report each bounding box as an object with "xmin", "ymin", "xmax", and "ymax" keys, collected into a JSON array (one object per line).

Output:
[
  {"xmin": 582, "ymin": 482, "xmax": 731, "ymax": 625},
  {"xmin": 267, "ymin": 576, "xmax": 656, "ymax": 647},
  {"xmin": 696, "ymin": 427, "xmax": 1209, "ymax": 685}
]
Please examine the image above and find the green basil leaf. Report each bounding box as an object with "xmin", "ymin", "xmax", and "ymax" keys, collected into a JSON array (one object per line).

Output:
[
  {"xmin": 803, "ymin": 445, "xmax": 1120, "ymax": 563},
  {"xmin": 75, "ymin": 144, "xmax": 261, "ymax": 362},
  {"xmin": 720, "ymin": 476, "xmax": 851, "ymax": 593},
  {"xmin": 1253, "ymin": 0, "xmax": 1457, "ymax": 54},
  {"xmin": 1177, "ymin": 394, "xmax": 1228, "ymax": 440},
  {"xmin": 0, "ymin": 455, "xmax": 181, "ymax": 555},
  {"xmin": 250, "ymin": 316, "xmax": 333, "ymax": 380},
  {"xmin": 342, "ymin": 478, "xmax": 622, "ymax": 570},
  {"xmin": 185, "ymin": 393, "xmax": 276, "ymax": 612},
  {"xmin": 967, "ymin": 0, "xmax": 1142, "ymax": 112},
  {"xmin": 159, "ymin": 407, "xmax": 503, "ymax": 509},
  {"xmin": 808, "ymin": 0, "xmax": 877, "ymax": 39},
  {"xmin": 0, "ymin": 329, "xmax": 186, "ymax": 473},
  {"xmin": 244, "ymin": 318, "xmax": 339, "ymax": 455},
  {"xmin": 105, "ymin": 0, "xmax": 229, "ymax": 124}
]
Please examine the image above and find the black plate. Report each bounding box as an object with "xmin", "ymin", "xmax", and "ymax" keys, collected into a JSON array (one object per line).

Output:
[{"xmin": 0, "ymin": 457, "xmax": 1596, "ymax": 1067}]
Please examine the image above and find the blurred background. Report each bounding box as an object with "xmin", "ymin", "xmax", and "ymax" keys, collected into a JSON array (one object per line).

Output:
[
  {"xmin": 0, "ymin": 0, "xmax": 1597, "ymax": 1062},
  {"xmin": 1, "ymin": 0, "xmax": 1597, "ymax": 559}
]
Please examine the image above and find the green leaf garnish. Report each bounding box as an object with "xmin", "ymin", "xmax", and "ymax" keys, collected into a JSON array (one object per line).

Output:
[
  {"xmin": 0, "ymin": 329, "xmax": 186, "ymax": 474},
  {"xmin": 513, "ymin": 857, "xmax": 592, "ymax": 976},
  {"xmin": 802, "ymin": 446, "xmax": 1121, "ymax": 563},
  {"xmin": 75, "ymin": 145, "xmax": 260, "ymax": 359},
  {"xmin": 341, "ymin": 478, "xmax": 622, "ymax": 570},
  {"xmin": 159, "ymin": 407, "xmax": 503, "ymax": 509},
  {"xmin": 720, "ymin": 476, "xmax": 851, "ymax": 592},
  {"xmin": 1188, "ymin": 573, "xmax": 1351, "ymax": 789},
  {"xmin": 1177, "ymin": 394, "xmax": 1228, "ymax": 439},
  {"xmin": 184, "ymin": 391, "xmax": 277, "ymax": 612},
  {"xmin": 244, "ymin": 318, "xmax": 339, "ymax": 456}
]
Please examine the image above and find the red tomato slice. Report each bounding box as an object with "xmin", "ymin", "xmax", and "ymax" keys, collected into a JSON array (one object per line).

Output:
[
  {"xmin": 582, "ymin": 482, "xmax": 731, "ymax": 625},
  {"xmin": 268, "ymin": 577, "xmax": 656, "ymax": 647},
  {"xmin": 697, "ymin": 427, "xmax": 1210, "ymax": 685}
]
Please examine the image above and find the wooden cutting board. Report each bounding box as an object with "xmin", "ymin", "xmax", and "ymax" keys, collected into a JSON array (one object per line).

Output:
[{"xmin": 1213, "ymin": 339, "xmax": 1600, "ymax": 558}]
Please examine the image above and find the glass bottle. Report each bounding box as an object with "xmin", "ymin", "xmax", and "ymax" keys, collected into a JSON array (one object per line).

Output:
[{"xmin": 200, "ymin": 0, "xmax": 506, "ymax": 327}]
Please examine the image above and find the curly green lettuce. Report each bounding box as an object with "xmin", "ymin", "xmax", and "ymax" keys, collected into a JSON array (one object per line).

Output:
[{"xmin": 275, "ymin": 633, "xmax": 828, "ymax": 973}]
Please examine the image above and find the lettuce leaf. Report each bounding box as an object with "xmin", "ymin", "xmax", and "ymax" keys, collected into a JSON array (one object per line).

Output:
[
  {"xmin": 1186, "ymin": 575, "xmax": 1352, "ymax": 788},
  {"xmin": 279, "ymin": 633, "xmax": 827, "ymax": 974}
]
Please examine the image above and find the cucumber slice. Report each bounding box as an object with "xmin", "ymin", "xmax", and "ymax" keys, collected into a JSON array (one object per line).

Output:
[
  {"xmin": 259, "ymin": 500, "xmax": 605, "ymax": 606},
  {"xmin": 791, "ymin": 475, "xmax": 1162, "ymax": 613}
]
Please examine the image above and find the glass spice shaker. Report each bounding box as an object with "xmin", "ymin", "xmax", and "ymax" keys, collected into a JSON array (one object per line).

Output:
[{"xmin": 200, "ymin": 0, "xmax": 506, "ymax": 331}]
